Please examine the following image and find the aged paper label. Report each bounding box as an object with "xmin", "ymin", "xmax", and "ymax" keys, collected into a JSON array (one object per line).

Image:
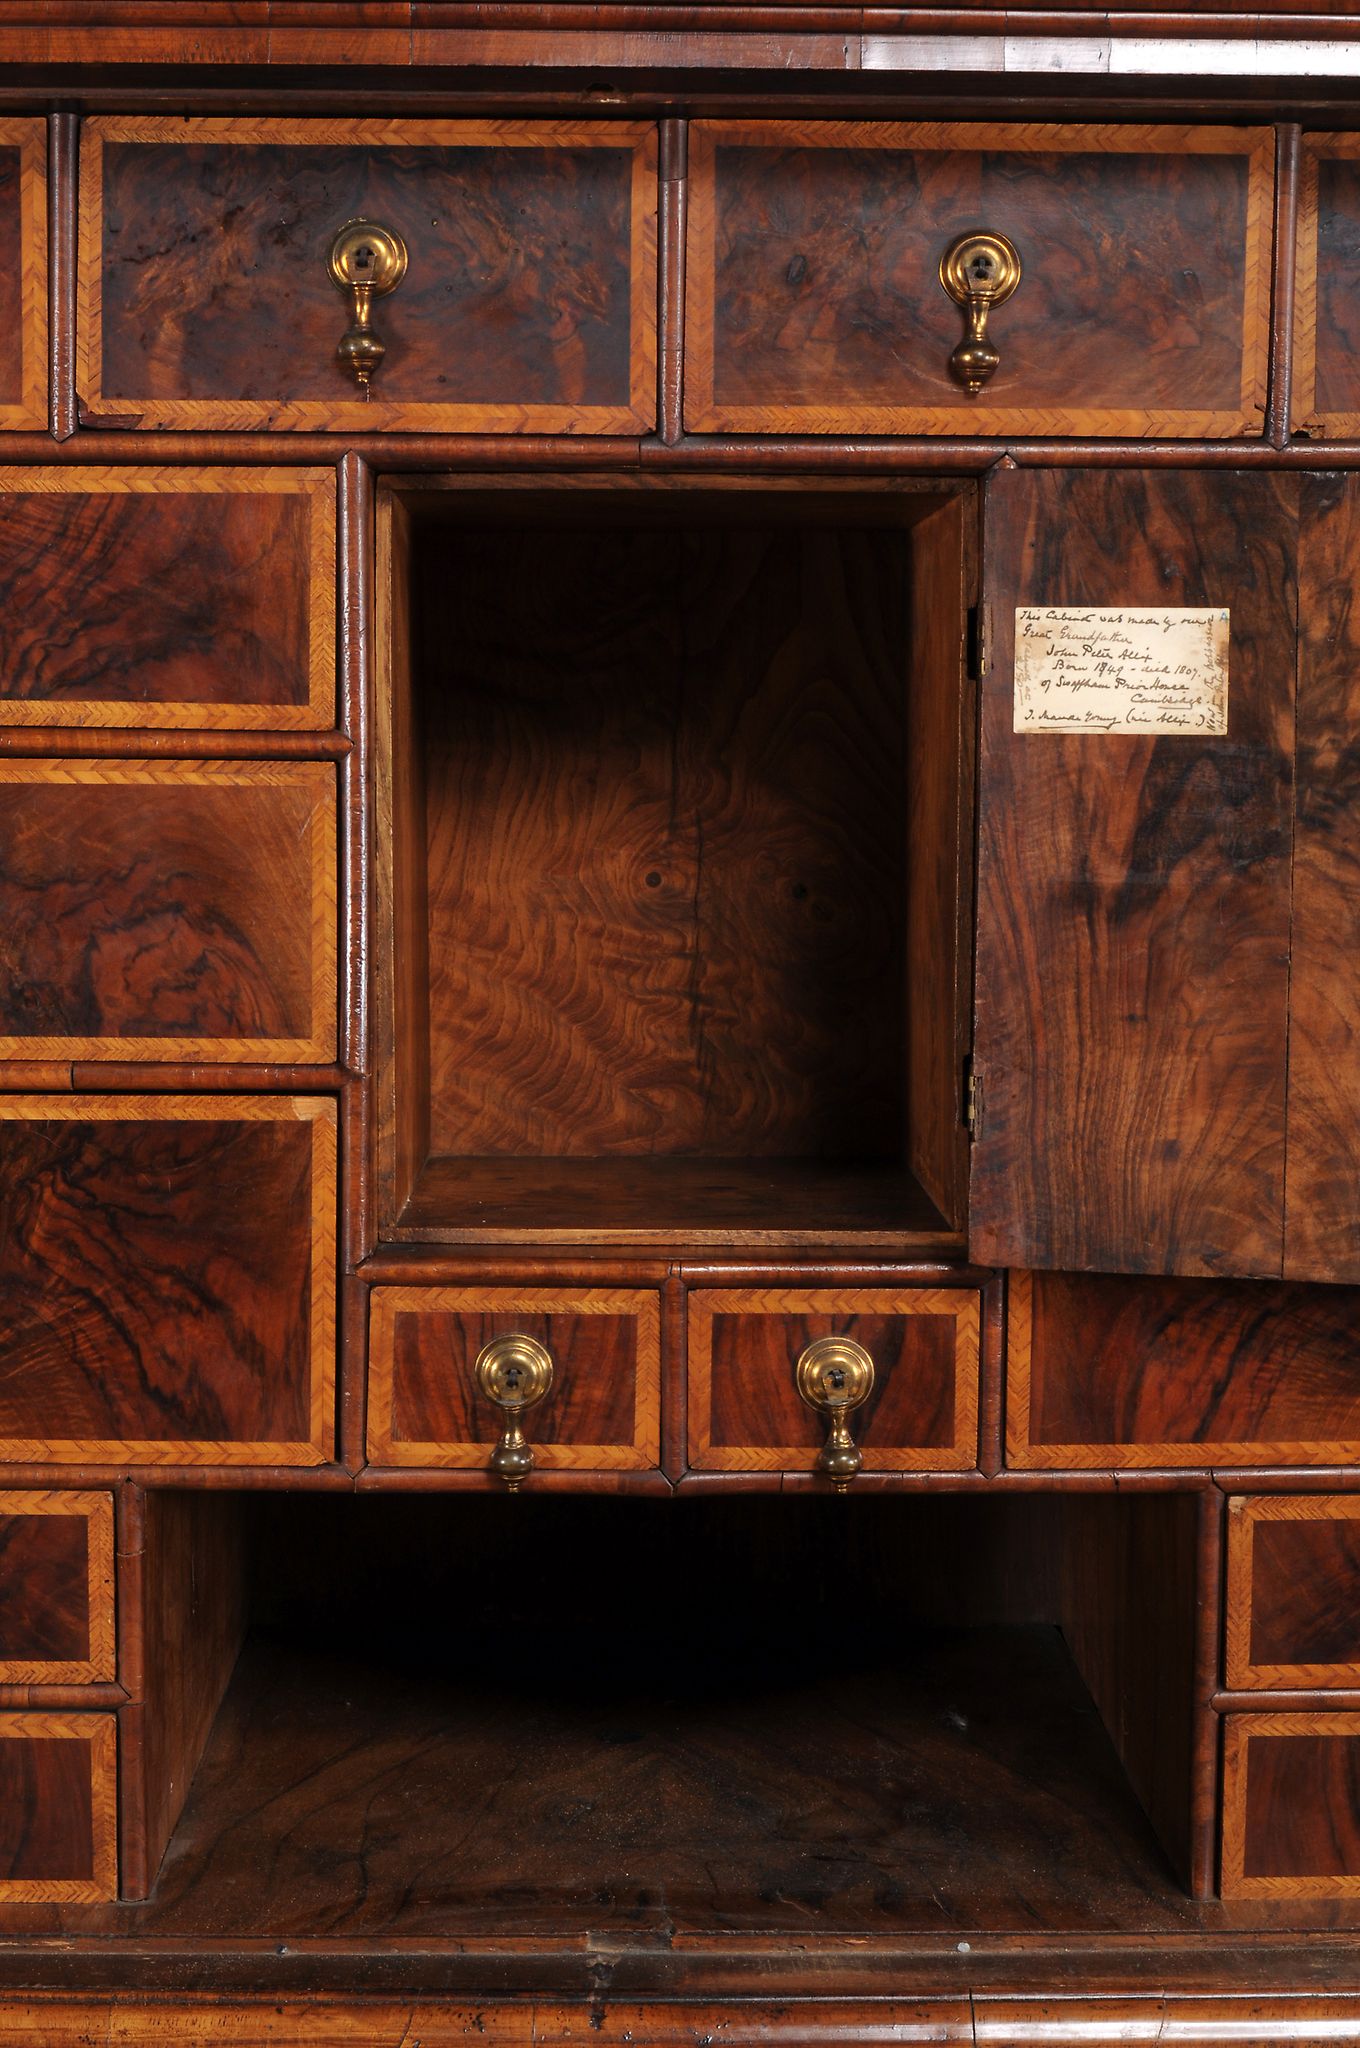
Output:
[{"xmin": 1013, "ymin": 606, "xmax": 1230, "ymax": 735}]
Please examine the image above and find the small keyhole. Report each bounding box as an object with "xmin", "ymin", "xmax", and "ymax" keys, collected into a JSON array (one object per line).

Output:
[
  {"xmin": 970, "ymin": 254, "xmax": 995, "ymax": 283},
  {"xmin": 503, "ymin": 1366, "xmax": 522, "ymax": 1392},
  {"xmin": 826, "ymin": 1367, "xmax": 846, "ymax": 1393}
]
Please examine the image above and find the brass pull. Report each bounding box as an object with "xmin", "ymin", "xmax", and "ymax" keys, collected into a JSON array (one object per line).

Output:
[
  {"xmin": 475, "ymin": 1333, "xmax": 554, "ymax": 1492},
  {"xmin": 327, "ymin": 218, "xmax": 408, "ymax": 389},
  {"xmin": 939, "ymin": 230, "xmax": 1022, "ymax": 396},
  {"xmin": 795, "ymin": 1335, "xmax": 875, "ymax": 1491}
]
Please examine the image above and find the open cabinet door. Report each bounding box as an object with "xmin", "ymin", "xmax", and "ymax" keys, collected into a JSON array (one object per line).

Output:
[{"xmin": 969, "ymin": 467, "xmax": 1299, "ymax": 1278}]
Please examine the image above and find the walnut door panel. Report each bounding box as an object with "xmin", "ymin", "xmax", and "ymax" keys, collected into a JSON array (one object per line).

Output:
[
  {"xmin": 0, "ymin": 121, "xmax": 47, "ymax": 430},
  {"xmin": 1294, "ymin": 136, "xmax": 1360, "ymax": 438},
  {"xmin": 0, "ymin": 469, "xmax": 335, "ymax": 729},
  {"xmin": 80, "ymin": 119, "xmax": 657, "ymax": 433},
  {"xmin": 0, "ymin": 1714, "xmax": 117, "ymax": 1902},
  {"xmin": 0, "ymin": 1493, "xmax": 115, "ymax": 1685},
  {"xmin": 0, "ymin": 760, "xmax": 336, "ymax": 1063},
  {"xmin": 1226, "ymin": 1497, "xmax": 1360, "ymax": 1691},
  {"xmin": 1007, "ymin": 1271, "xmax": 1360, "ymax": 1470},
  {"xmin": 367, "ymin": 1287, "xmax": 662, "ymax": 1471},
  {"xmin": 0, "ymin": 1096, "xmax": 336, "ymax": 1468},
  {"xmin": 1222, "ymin": 1715, "xmax": 1360, "ymax": 1898},
  {"xmin": 687, "ymin": 121, "xmax": 1272, "ymax": 438},
  {"xmin": 971, "ymin": 468, "xmax": 1298, "ymax": 1279},
  {"xmin": 687, "ymin": 1288, "xmax": 980, "ymax": 1473}
]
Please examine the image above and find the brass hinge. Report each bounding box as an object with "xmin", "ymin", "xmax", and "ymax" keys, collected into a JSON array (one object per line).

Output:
[
  {"xmin": 964, "ymin": 1057, "xmax": 981, "ymax": 1140},
  {"xmin": 966, "ymin": 603, "xmax": 988, "ymax": 680}
]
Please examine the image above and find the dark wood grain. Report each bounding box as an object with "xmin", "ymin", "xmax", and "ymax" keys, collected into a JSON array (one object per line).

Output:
[
  {"xmin": 1287, "ymin": 474, "xmax": 1360, "ymax": 1281},
  {"xmin": 687, "ymin": 122, "xmax": 1271, "ymax": 437},
  {"xmin": 971, "ymin": 468, "xmax": 1298, "ymax": 1278},
  {"xmin": 0, "ymin": 471, "xmax": 333, "ymax": 728},
  {"xmin": 1008, "ymin": 1269, "xmax": 1360, "ymax": 1469},
  {"xmin": 0, "ymin": 1715, "xmax": 115, "ymax": 1901},
  {"xmin": 1227, "ymin": 1497, "xmax": 1360, "ymax": 1690},
  {"xmin": 0, "ymin": 1513, "xmax": 90, "ymax": 1670},
  {"xmin": 0, "ymin": 1097, "xmax": 335, "ymax": 1466},
  {"xmin": 688, "ymin": 1284, "xmax": 980, "ymax": 1470},
  {"xmin": 417, "ymin": 516, "xmax": 911, "ymax": 1165},
  {"xmin": 83, "ymin": 120, "xmax": 656, "ymax": 432},
  {"xmin": 367, "ymin": 1285, "xmax": 662, "ymax": 1470},
  {"xmin": 119, "ymin": 1492, "xmax": 246, "ymax": 1899},
  {"xmin": 1296, "ymin": 147, "xmax": 1360, "ymax": 434},
  {"xmin": 1224, "ymin": 1716, "xmax": 1360, "ymax": 1896},
  {"xmin": 0, "ymin": 762, "xmax": 335, "ymax": 1061}
]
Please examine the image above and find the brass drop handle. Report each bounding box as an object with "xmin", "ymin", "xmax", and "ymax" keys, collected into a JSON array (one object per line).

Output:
[
  {"xmin": 795, "ymin": 1335, "xmax": 875, "ymax": 1491},
  {"xmin": 939, "ymin": 230, "xmax": 1022, "ymax": 396},
  {"xmin": 327, "ymin": 218, "xmax": 409, "ymax": 390},
  {"xmin": 475, "ymin": 1333, "xmax": 554, "ymax": 1491}
]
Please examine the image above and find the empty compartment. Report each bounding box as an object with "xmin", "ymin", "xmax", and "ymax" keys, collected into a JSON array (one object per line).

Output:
[{"xmin": 375, "ymin": 480, "xmax": 975, "ymax": 1247}]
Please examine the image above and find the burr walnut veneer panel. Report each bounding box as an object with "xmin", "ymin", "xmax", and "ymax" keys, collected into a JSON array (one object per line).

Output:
[
  {"xmin": 0, "ymin": 1714, "xmax": 117, "ymax": 1903},
  {"xmin": 687, "ymin": 1287, "xmax": 980, "ymax": 1472},
  {"xmin": 971, "ymin": 468, "xmax": 1298, "ymax": 1279},
  {"xmin": 0, "ymin": 761, "xmax": 336, "ymax": 1063},
  {"xmin": 1222, "ymin": 1715, "xmax": 1360, "ymax": 1898},
  {"xmin": 1294, "ymin": 136, "xmax": 1360, "ymax": 438},
  {"xmin": 0, "ymin": 120, "xmax": 46, "ymax": 431},
  {"xmin": 0, "ymin": 1097, "xmax": 336, "ymax": 1468},
  {"xmin": 1226, "ymin": 1496, "xmax": 1360, "ymax": 1691},
  {"xmin": 0, "ymin": 470, "xmax": 335, "ymax": 729},
  {"xmin": 367, "ymin": 1287, "xmax": 662, "ymax": 1470},
  {"xmin": 0, "ymin": 1493, "xmax": 115, "ymax": 1687},
  {"xmin": 687, "ymin": 121, "xmax": 1272, "ymax": 438},
  {"xmin": 79, "ymin": 119, "xmax": 657, "ymax": 433},
  {"xmin": 1007, "ymin": 1270, "xmax": 1360, "ymax": 1469}
]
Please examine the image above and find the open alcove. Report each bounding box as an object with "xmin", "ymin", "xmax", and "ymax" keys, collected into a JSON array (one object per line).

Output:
[
  {"xmin": 26, "ymin": 1485, "xmax": 1283, "ymax": 1969},
  {"xmin": 374, "ymin": 478, "xmax": 976, "ymax": 1249}
]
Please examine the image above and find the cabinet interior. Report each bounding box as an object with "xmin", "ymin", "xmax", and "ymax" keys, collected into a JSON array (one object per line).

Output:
[
  {"xmin": 375, "ymin": 480, "xmax": 975, "ymax": 1247},
  {"xmin": 71, "ymin": 1489, "xmax": 1247, "ymax": 1949}
]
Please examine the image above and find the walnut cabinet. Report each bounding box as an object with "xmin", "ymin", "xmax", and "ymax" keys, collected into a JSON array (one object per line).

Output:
[{"xmin": 0, "ymin": 70, "xmax": 1359, "ymax": 2046}]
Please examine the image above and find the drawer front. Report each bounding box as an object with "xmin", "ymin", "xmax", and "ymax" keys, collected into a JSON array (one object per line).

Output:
[
  {"xmin": 1294, "ymin": 137, "xmax": 1360, "ymax": 438},
  {"xmin": 0, "ymin": 1096, "xmax": 335, "ymax": 1468},
  {"xmin": 0, "ymin": 121, "xmax": 46, "ymax": 430},
  {"xmin": 0, "ymin": 469, "xmax": 334, "ymax": 729},
  {"xmin": 368, "ymin": 1287, "xmax": 662, "ymax": 1471},
  {"xmin": 1007, "ymin": 1271, "xmax": 1360, "ymax": 1469},
  {"xmin": 0, "ymin": 760, "xmax": 336, "ymax": 1063},
  {"xmin": 1222, "ymin": 1714, "xmax": 1360, "ymax": 1898},
  {"xmin": 0, "ymin": 1713, "xmax": 117, "ymax": 1901},
  {"xmin": 0, "ymin": 1492, "xmax": 115, "ymax": 1685},
  {"xmin": 1226, "ymin": 1496, "xmax": 1360, "ymax": 1690},
  {"xmin": 687, "ymin": 121, "xmax": 1271, "ymax": 439},
  {"xmin": 80, "ymin": 118, "xmax": 657, "ymax": 433},
  {"xmin": 687, "ymin": 1287, "xmax": 980, "ymax": 1473}
]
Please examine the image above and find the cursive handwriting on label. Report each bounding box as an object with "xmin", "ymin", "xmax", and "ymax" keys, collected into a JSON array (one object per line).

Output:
[{"xmin": 1013, "ymin": 606, "xmax": 1229, "ymax": 735}]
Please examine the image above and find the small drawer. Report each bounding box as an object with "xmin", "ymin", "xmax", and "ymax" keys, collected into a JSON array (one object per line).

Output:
[
  {"xmin": 0, "ymin": 759, "xmax": 335, "ymax": 1063},
  {"xmin": 0, "ymin": 121, "xmax": 46, "ymax": 430},
  {"xmin": 687, "ymin": 121, "xmax": 1271, "ymax": 440},
  {"xmin": 0, "ymin": 1713, "xmax": 117, "ymax": 1901},
  {"xmin": 1007, "ymin": 1272, "xmax": 1360, "ymax": 1470},
  {"xmin": 79, "ymin": 118, "xmax": 657, "ymax": 434},
  {"xmin": 0, "ymin": 1096, "xmax": 336, "ymax": 1469},
  {"xmin": 687, "ymin": 1287, "xmax": 980, "ymax": 1476},
  {"xmin": 1294, "ymin": 136, "xmax": 1360, "ymax": 438},
  {"xmin": 367, "ymin": 1287, "xmax": 662, "ymax": 1473},
  {"xmin": 1226, "ymin": 1496, "xmax": 1360, "ymax": 1691},
  {"xmin": 1222, "ymin": 1713, "xmax": 1360, "ymax": 1898},
  {"xmin": 0, "ymin": 1492, "xmax": 115, "ymax": 1686},
  {"xmin": 0, "ymin": 468, "xmax": 334, "ymax": 729}
]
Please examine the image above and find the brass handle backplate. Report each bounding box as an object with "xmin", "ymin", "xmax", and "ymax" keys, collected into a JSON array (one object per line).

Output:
[
  {"xmin": 327, "ymin": 218, "xmax": 408, "ymax": 390},
  {"xmin": 939, "ymin": 230, "xmax": 1022, "ymax": 397},
  {"xmin": 795, "ymin": 1335, "xmax": 875, "ymax": 1491},
  {"xmin": 475, "ymin": 1333, "xmax": 554, "ymax": 1492}
]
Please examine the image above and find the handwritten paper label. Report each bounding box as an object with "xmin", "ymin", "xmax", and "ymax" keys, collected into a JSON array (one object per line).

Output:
[{"xmin": 1013, "ymin": 607, "xmax": 1230, "ymax": 735}]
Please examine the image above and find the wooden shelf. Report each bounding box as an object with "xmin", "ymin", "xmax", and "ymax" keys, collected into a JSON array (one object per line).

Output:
[{"xmin": 396, "ymin": 1155, "xmax": 963, "ymax": 1248}]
